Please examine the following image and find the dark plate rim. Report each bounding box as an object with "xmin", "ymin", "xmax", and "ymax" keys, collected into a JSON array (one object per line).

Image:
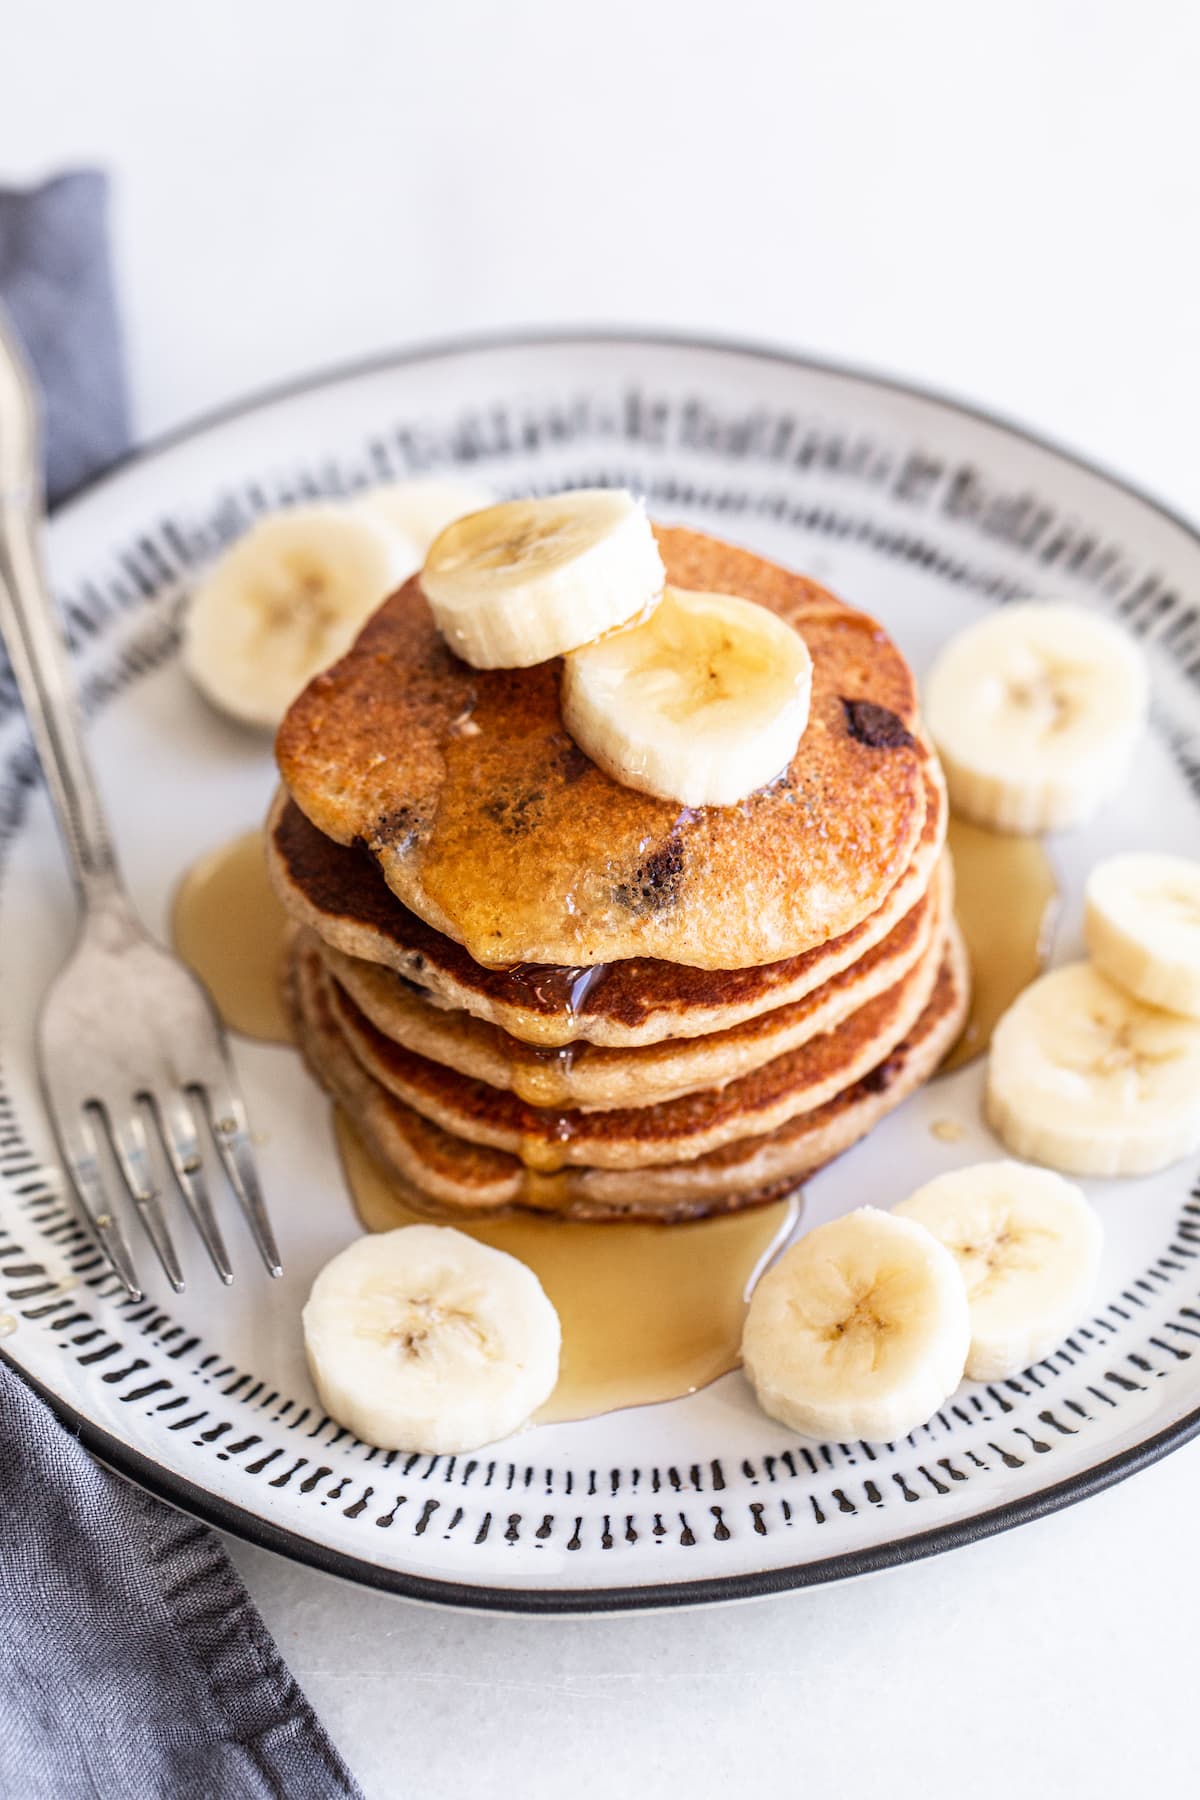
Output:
[
  {"xmin": 9, "ymin": 1345, "xmax": 1200, "ymax": 1614},
  {"xmin": 17, "ymin": 324, "xmax": 1200, "ymax": 1614}
]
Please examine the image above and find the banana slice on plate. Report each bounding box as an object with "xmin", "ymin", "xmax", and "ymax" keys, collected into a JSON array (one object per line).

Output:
[
  {"xmin": 184, "ymin": 505, "xmax": 412, "ymax": 728},
  {"xmin": 987, "ymin": 960, "xmax": 1200, "ymax": 1176},
  {"xmin": 422, "ymin": 489, "xmax": 664, "ymax": 668},
  {"xmin": 561, "ymin": 585, "xmax": 813, "ymax": 807},
  {"xmin": 355, "ymin": 476, "xmax": 496, "ymax": 556},
  {"xmin": 741, "ymin": 1207, "xmax": 969, "ymax": 1443},
  {"xmin": 924, "ymin": 600, "xmax": 1148, "ymax": 832},
  {"xmin": 1085, "ymin": 852, "xmax": 1200, "ymax": 1019},
  {"xmin": 894, "ymin": 1161, "xmax": 1103, "ymax": 1379},
  {"xmin": 302, "ymin": 1225, "xmax": 561, "ymax": 1454}
]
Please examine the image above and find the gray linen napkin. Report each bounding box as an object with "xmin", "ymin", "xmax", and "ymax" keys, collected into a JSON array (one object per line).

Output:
[
  {"xmin": 0, "ymin": 171, "xmax": 130, "ymax": 503},
  {"xmin": 0, "ymin": 172, "xmax": 364, "ymax": 1800},
  {"xmin": 0, "ymin": 1362, "xmax": 362, "ymax": 1799}
]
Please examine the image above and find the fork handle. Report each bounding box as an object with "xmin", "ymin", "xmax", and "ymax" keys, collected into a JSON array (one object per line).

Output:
[{"xmin": 0, "ymin": 366, "xmax": 121, "ymax": 906}]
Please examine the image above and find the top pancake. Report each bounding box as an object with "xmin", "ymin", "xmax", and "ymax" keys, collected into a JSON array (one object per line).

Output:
[{"xmin": 277, "ymin": 525, "xmax": 928, "ymax": 970}]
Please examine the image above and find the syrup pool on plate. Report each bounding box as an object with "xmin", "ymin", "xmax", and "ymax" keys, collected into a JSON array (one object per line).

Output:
[
  {"xmin": 336, "ymin": 1113, "xmax": 798, "ymax": 1424},
  {"xmin": 171, "ymin": 828, "xmax": 293, "ymax": 1044},
  {"xmin": 942, "ymin": 818, "xmax": 1059, "ymax": 1072}
]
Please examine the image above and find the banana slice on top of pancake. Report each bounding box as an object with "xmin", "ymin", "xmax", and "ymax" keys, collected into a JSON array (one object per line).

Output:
[
  {"xmin": 561, "ymin": 585, "xmax": 813, "ymax": 807},
  {"xmin": 421, "ymin": 489, "xmax": 666, "ymax": 668},
  {"xmin": 423, "ymin": 492, "xmax": 815, "ymax": 803}
]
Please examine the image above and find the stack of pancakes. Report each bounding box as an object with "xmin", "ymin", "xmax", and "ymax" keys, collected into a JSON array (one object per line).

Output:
[{"xmin": 271, "ymin": 526, "xmax": 968, "ymax": 1222}]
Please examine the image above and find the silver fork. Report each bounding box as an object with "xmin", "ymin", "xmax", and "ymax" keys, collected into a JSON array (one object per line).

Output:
[{"xmin": 0, "ymin": 311, "xmax": 281, "ymax": 1301}]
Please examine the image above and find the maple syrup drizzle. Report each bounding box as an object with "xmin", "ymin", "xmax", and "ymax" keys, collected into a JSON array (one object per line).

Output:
[
  {"xmin": 505, "ymin": 961, "xmax": 609, "ymax": 1012},
  {"xmin": 506, "ymin": 1040, "xmax": 579, "ymax": 1108},
  {"xmin": 170, "ymin": 827, "xmax": 799, "ymax": 1422},
  {"xmin": 943, "ymin": 818, "xmax": 1059, "ymax": 1072}
]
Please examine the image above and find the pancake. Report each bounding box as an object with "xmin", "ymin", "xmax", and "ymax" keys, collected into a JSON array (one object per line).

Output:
[
  {"xmin": 320, "ymin": 858, "xmax": 948, "ymax": 1111},
  {"xmin": 287, "ymin": 922, "xmax": 969, "ymax": 1222},
  {"xmin": 301, "ymin": 906, "xmax": 946, "ymax": 1171},
  {"xmin": 276, "ymin": 526, "xmax": 931, "ymax": 971},
  {"xmin": 265, "ymin": 759, "xmax": 945, "ymax": 1048}
]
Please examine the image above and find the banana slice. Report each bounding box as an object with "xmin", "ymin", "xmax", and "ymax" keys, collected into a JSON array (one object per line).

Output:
[
  {"xmin": 987, "ymin": 960, "xmax": 1200, "ymax": 1176},
  {"xmin": 561, "ymin": 585, "xmax": 813, "ymax": 807},
  {"xmin": 894, "ymin": 1161, "xmax": 1103, "ymax": 1379},
  {"xmin": 302, "ymin": 1225, "xmax": 560, "ymax": 1453},
  {"xmin": 184, "ymin": 506, "xmax": 412, "ymax": 728},
  {"xmin": 1085, "ymin": 853, "xmax": 1200, "ymax": 1019},
  {"xmin": 924, "ymin": 600, "xmax": 1148, "ymax": 833},
  {"xmin": 421, "ymin": 489, "xmax": 664, "ymax": 668},
  {"xmin": 741, "ymin": 1207, "xmax": 969, "ymax": 1443},
  {"xmin": 355, "ymin": 476, "xmax": 496, "ymax": 555}
]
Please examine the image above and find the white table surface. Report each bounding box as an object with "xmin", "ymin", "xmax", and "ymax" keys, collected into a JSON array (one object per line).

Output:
[{"xmin": 8, "ymin": 2, "xmax": 1200, "ymax": 1793}]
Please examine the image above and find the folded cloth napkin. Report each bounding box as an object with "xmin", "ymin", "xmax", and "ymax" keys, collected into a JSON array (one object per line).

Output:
[{"xmin": 0, "ymin": 172, "xmax": 363, "ymax": 1800}]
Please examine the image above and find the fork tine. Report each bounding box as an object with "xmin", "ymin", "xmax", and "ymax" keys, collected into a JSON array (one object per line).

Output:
[
  {"xmin": 94, "ymin": 1103, "xmax": 185, "ymax": 1293},
  {"xmin": 55, "ymin": 1111, "xmax": 142, "ymax": 1300},
  {"xmin": 196, "ymin": 1080, "xmax": 283, "ymax": 1278},
  {"xmin": 147, "ymin": 1092, "xmax": 233, "ymax": 1285}
]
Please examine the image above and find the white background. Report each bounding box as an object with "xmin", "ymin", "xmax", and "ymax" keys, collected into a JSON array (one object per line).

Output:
[{"xmin": 7, "ymin": 2, "xmax": 1200, "ymax": 1794}]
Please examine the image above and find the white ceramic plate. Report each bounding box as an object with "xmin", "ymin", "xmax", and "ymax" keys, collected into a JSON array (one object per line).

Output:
[{"xmin": 3, "ymin": 332, "xmax": 1200, "ymax": 1614}]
